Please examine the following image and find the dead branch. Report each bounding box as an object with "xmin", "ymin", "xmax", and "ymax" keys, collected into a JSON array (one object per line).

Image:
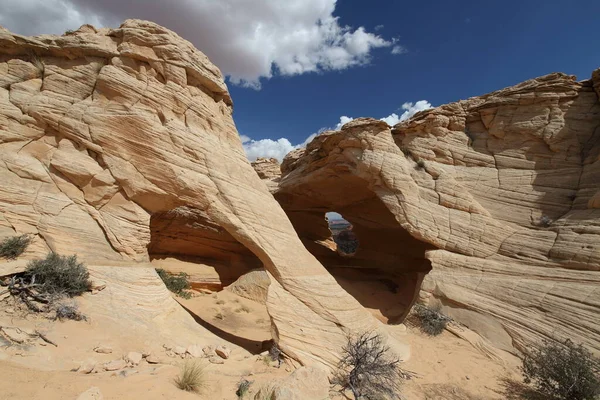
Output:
[{"xmin": 35, "ymin": 330, "xmax": 58, "ymax": 347}]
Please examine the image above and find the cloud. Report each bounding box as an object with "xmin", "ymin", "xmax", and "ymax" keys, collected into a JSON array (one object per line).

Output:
[
  {"xmin": 243, "ymin": 100, "xmax": 433, "ymax": 162},
  {"xmin": 399, "ymin": 100, "xmax": 433, "ymax": 120},
  {"xmin": 332, "ymin": 100, "xmax": 433, "ymax": 130},
  {"xmin": 391, "ymin": 45, "xmax": 407, "ymax": 55},
  {"xmin": 374, "ymin": 25, "xmax": 384, "ymax": 31},
  {"xmin": 242, "ymin": 132, "xmax": 318, "ymax": 162},
  {"xmin": 0, "ymin": 0, "xmax": 402, "ymax": 88}
]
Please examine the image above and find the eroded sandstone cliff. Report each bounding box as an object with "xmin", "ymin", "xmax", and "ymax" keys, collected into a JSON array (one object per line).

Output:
[
  {"xmin": 269, "ymin": 72, "xmax": 600, "ymax": 355},
  {"xmin": 0, "ymin": 20, "xmax": 408, "ymax": 369}
]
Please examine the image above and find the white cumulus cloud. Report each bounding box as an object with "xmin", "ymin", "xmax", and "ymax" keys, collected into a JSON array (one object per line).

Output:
[
  {"xmin": 242, "ymin": 132, "xmax": 319, "ymax": 162},
  {"xmin": 332, "ymin": 100, "xmax": 433, "ymax": 130},
  {"xmin": 242, "ymin": 100, "xmax": 433, "ymax": 162},
  {"xmin": 0, "ymin": 0, "xmax": 403, "ymax": 88}
]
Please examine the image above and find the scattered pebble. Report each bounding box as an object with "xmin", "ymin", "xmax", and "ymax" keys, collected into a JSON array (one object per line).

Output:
[
  {"xmin": 215, "ymin": 344, "xmax": 231, "ymax": 359},
  {"xmin": 94, "ymin": 346, "xmax": 113, "ymax": 354}
]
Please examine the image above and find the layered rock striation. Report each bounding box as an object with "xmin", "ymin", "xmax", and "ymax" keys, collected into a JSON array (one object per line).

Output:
[
  {"xmin": 270, "ymin": 72, "xmax": 600, "ymax": 355},
  {"xmin": 0, "ymin": 20, "xmax": 406, "ymax": 369}
]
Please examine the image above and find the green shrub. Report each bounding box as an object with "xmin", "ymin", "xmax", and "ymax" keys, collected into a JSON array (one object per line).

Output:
[
  {"xmin": 522, "ymin": 339, "xmax": 600, "ymax": 400},
  {"xmin": 25, "ymin": 253, "xmax": 91, "ymax": 297},
  {"xmin": 538, "ymin": 215, "xmax": 553, "ymax": 228},
  {"xmin": 412, "ymin": 304, "xmax": 451, "ymax": 336},
  {"xmin": 236, "ymin": 379, "xmax": 252, "ymax": 399},
  {"xmin": 0, "ymin": 235, "xmax": 31, "ymax": 259},
  {"xmin": 156, "ymin": 268, "xmax": 191, "ymax": 299},
  {"xmin": 174, "ymin": 360, "xmax": 205, "ymax": 393}
]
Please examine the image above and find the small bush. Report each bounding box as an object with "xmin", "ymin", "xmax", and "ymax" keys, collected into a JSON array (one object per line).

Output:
[
  {"xmin": 416, "ymin": 159, "xmax": 426, "ymax": 169},
  {"xmin": 54, "ymin": 301, "xmax": 86, "ymax": 321},
  {"xmin": 412, "ymin": 304, "xmax": 451, "ymax": 336},
  {"xmin": 522, "ymin": 339, "xmax": 600, "ymax": 400},
  {"xmin": 337, "ymin": 332, "xmax": 414, "ymax": 400},
  {"xmin": 174, "ymin": 360, "xmax": 205, "ymax": 393},
  {"xmin": 156, "ymin": 269, "xmax": 191, "ymax": 299},
  {"xmin": 25, "ymin": 253, "xmax": 91, "ymax": 297},
  {"xmin": 0, "ymin": 235, "xmax": 32, "ymax": 260},
  {"xmin": 538, "ymin": 215, "xmax": 553, "ymax": 228},
  {"xmin": 236, "ymin": 379, "xmax": 252, "ymax": 399}
]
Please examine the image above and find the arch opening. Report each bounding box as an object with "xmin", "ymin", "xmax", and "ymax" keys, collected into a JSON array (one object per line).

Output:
[
  {"xmin": 148, "ymin": 206, "xmax": 263, "ymax": 291},
  {"xmin": 276, "ymin": 175, "xmax": 435, "ymax": 324}
]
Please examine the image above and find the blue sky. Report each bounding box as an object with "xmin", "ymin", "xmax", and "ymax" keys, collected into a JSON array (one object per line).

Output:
[
  {"xmin": 2, "ymin": 0, "xmax": 599, "ymax": 161},
  {"xmin": 231, "ymin": 0, "xmax": 600, "ymax": 154}
]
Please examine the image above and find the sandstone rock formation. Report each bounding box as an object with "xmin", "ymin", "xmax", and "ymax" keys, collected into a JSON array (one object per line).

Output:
[
  {"xmin": 251, "ymin": 157, "xmax": 281, "ymax": 192},
  {"xmin": 0, "ymin": 20, "xmax": 407, "ymax": 369},
  {"xmin": 271, "ymin": 72, "xmax": 600, "ymax": 355}
]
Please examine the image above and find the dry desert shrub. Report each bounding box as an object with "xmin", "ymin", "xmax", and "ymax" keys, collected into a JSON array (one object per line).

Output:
[
  {"xmin": 522, "ymin": 339, "xmax": 600, "ymax": 400},
  {"xmin": 336, "ymin": 332, "xmax": 415, "ymax": 399},
  {"xmin": 0, "ymin": 235, "xmax": 31, "ymax": 259},
  {"xmin": 25, "ymin": 252, "xmax": 91, "ymax": 297},
  {"xmin": 411, "ymin": 304, "xmax": 451, "ymax": 336}
]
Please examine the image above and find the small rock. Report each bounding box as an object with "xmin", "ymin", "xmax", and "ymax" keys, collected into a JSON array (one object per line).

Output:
[
  {"xmin": 76, "ymin": 387, "xmax": 103, "ymax": 400},
  {"xmin": 146, "ymin": 355, "xmax": 161, "ymax": 364},
  {"xmin": 173, "ymin": 346, "xmax": 186, "ymax": 355},
  {"xmin": 94, "ymin": 346, "xmax": 113, "ymax": 354},
  {"xmin": 125, "ymin": 352, "xmax": 143, "ymax": 366},
  {"xmin": 215, "ymin": 345, "xmax": 231, "ymax": 359},
  {"xmin": 186, "ymin": 344, "xmax": 203, "ymax": 358},
  {"xmin": 202, "ymin": 345, "xmax": 216, "ymax": 356},
  {"xmin": 466, "ymin": 375, "xmax": 470, "ymax": 380},
  {"xmin": 208, "ymin": 356, "xmax": 224, "ymax": 364},
  {"xmin": 0, "ymin": 291, "xmax": 10, "ymax": 301},
  {"xmin": 77, "ymin": 361, "xmax": 97, "ymax": 374},
  {"xmin": 103, "ymin": 359, "xmax": 127, "ymax": 371},
  {"xmin": 4, "ymin": 307, "xmax": 14, "ymax": 314},
  {"xmin": 142, "ymin": 351, "xmax": 151, "ymax": 358},
  {"xmin": 199, "ymin": 289, "xmax": 213, "ymax": 294}
]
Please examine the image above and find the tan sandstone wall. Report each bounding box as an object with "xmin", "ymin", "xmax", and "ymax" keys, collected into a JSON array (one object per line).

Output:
[
  {"xmin": 0, "ymin": 20, "xmax": 407, "ymax": 370},
  {"xmin": 273, "ymin": 72, "xmax": 600, "ymax": 355}
]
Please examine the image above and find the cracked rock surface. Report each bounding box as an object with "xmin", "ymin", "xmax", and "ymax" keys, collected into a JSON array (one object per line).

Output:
[{"xmin": 0, "ymin": 19, "xmax": 404, "ymax": 370}]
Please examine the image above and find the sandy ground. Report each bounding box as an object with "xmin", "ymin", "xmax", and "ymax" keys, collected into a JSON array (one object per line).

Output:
[{"xmin": 0, "ymin": 285, "xmax": 523, "ymax": 400}]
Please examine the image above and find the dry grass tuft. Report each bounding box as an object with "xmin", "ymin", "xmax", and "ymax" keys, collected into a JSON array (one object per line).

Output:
[{"xmin": 174, "ymin": 360, "xmax": 205, "ymax": 393}]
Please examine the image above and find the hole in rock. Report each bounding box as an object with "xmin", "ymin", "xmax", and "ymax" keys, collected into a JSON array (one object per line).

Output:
[
  {"xmin": 148, "ymin": 206, "xmax": 272, "ymax": 351},
  {"xmin": 148, "ymin": 206, "xmax": 263, "ymax": 292},
  {"xmin": 276, "ymin": 175, "xmax": 435, "ymax": 324}
]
